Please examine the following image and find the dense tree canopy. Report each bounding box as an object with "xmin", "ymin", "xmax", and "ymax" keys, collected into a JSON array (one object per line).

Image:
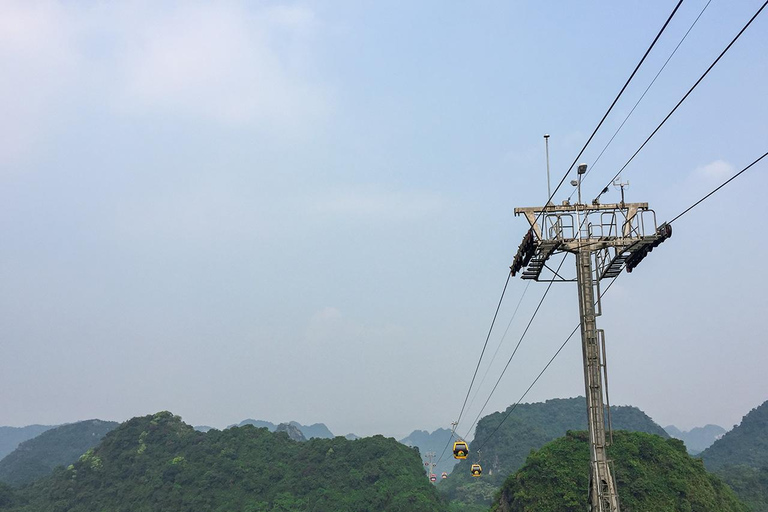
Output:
[
  {"xmin": 438, "ymin": 397, "xmax": 669, "ymax": 508},
  {"xmin": 0, "ymin": 419, "xmax": 118, "ymax": 487},
  {"xmin": 0, "ymin": 412, "xmax": 445, "ymax": 512},
  {"xmin": 699, "ymin": 399, "xmax": 768, "ymax": 511},
  {"xmin": 492, "ymin": 430, "xmax": 748, "ymax": 512}
]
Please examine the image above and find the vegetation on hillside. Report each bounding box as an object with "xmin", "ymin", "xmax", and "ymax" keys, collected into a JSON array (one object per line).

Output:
[
  {"xmin": 492, "ymin": 430, "xmax": 748, "ymax": 512},
  {"xmin": 0, "ymin": 426, "xmax": 54, "ymax": 461},
  {"xmin": 714, "ymin": 464, "xmax": 768, "ymax": 512},
  {"xmin": 0, "ymin": 412, "xmax": 445, "ymax": 512},
  {"xmin": 700, "ymin": 400, "xmax": 768, "ymax": 472},
  {"xmin": 0, "ymin": 419, "xmax": 118, "ymax": 487},
  {"xmin": 699, "ymin": 399, "xmax": 768, "ymax": 511},
  {"xmin": 438, "ymin": 397, "xmax": 668, "ymax": 507}
]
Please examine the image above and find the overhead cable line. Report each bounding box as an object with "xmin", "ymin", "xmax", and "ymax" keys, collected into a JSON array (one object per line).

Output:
[
  {"xmin": 453, "ymin": 3, "xmax": 686, "ymax": 442},
  {"xmin": 454, "ymin": 273, "xmax": 511, "ymax": 430},
  {"xmin": 461, "ymin": 253, "xmax": 568, "ymax": 440},
  {"xmin": 436, "ymin": 0, "xmax": 685, "ymax": 469},
  {"xmin": 435, "ymin": 258, "xmax": 564, "ymax": 467},
  {"xmin": 573, "ymin": 0, "xmax": 713, "ymax": 200},
  {"xmin": 464, "ymin": 281, "xmax": 532, "ymax": 416},
  {"xmin": 668, "ymin": 150, "xmax": 768, "ymax": 224},
  {"xmin": 471, "ymin": 277, "xmax": 620, "ymax": 453},
  {"xmin": 595, "ymin": 0, "xmax": 768, "ymax": 201},
  {"xmin": 537, "ymin": 0, "xmax": 684, "ymax": 214},
  {"xmin": 467, "ymin": 149, "xmax": 768, "ymax": 452}
]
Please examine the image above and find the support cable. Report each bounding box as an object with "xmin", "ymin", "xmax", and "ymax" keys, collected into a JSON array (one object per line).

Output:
[
  {"xmin": 435, "ymin": 257, "xmax": 565, "ymax": 468},
  {"xmin": 461, "ymin": 253, "xmax": 568, "ymax": 440},
  {"xmin": 668, "ymin": 150, "xmax": 768, "ymax": 224},
  {"xmin": 595, "ymin": 0, "xmax": 768, "ymax": 201},
  {"xmin": 572, "ymin": 0, "xmax": 712, "ymax": 201},
  {"xmin": 454, "ymin": 273, "xmax": 511, "ymax": 430},
  {"xmin": 464, "ymin": 149, "xmax": 768, "ymax": 452},
  {"xmin": 471, "ymin": 277, "xmax": 620, "ymax": 454},
  {"xmin": 537, "ymin": 0, "xmax": 684, "ymax": 215},
  {"xmin": 464, "ymin": 280, "xmax": 532, "ymax": 416},
  {"xmin": 435, "ymin": 0, "xmax": 686, "ymax": 469}
]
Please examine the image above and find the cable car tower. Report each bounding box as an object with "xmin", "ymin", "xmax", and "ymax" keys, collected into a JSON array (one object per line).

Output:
[{"xmin": 510, "ymin": 163, "xmax": 671, "ymax": 512}]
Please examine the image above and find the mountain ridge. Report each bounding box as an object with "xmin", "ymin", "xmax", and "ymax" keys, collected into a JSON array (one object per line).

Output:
[
  {"xmin": 0, "ymin": 419, "xmax": 119, "ymax": 487},
  {"xmin": 0, "ymin": 411, "xmax": 445, "ymax": 512}
]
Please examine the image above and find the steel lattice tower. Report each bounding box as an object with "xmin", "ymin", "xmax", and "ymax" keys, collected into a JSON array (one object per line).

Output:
[{"xmin": 510, "ymin": 167, "xmax": 671, "ymax": 512}]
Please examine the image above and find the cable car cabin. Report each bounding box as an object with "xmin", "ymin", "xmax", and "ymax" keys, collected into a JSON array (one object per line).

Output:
[
  {"xmin": 441, "ymin": 472, "xmax": 448, "ymax": 479},
  {"xmin": 453, "ymin": 441, "xmax": 469, "ymax": 459},
  {"xmin": 470, "ymin": 464, "xmax": 482, "ymax": 477},
  {"xmin": 430, "ymin": 474, "xmax": 437, "ymax": 482}
]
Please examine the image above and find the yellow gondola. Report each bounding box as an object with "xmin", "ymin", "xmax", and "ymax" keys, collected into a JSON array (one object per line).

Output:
[
  {"xmin": 452, "ymin": 441, "xmax": 468, "ymax": 459},
  {"xmin": 470, "ymin": 463, "xmax": 482, "ymax": 477}
]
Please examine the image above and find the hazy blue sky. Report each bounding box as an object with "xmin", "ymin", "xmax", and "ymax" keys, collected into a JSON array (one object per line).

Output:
[{"xmin": 1, "ymin": 0, "xmax": 766, "ymax": 439}]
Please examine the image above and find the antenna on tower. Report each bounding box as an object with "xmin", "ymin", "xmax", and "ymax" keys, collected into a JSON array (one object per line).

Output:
[
  {"xmin": 544, "ymin": 134, "xmax": 552, "ymax": 204},
  {"xmin": 613, "ymin": 176, "xmax": 629, "ymax": 207}
]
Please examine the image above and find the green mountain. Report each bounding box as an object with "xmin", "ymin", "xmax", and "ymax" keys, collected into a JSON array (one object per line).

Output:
[
  {"xmin": 399, "ymin": 428, "xmax": 458, "ymax": 478},
  {"xmin": 712, "ymin": 464, "xmax": 768, "ymax": 512},
  {"xmin": 2, "ymin": 412, "xmax": 445, "ymax": 512},
  {"xmin": 0, "ymin": 426, "xmax": 54, "ymax": 461},
  {"xmin": 664, "ymin": 424, "xmax": 726, "ymax": 454},
  {"xmin": 700, "ymin": 399, "xmax": 768, "ymax": 472},
  {"xmin": 699, "ymin": 399, "xmax": 768, "ymax": 512},
  {"xmin": 438, "ymin": 397, "xmax": 668, "ymax": 508},
  {"xmin": 0, "ymin": 419, "xmax": 118, "ymax": 487},
  {"xmin": 491, "ymin": 430, "xmax": 747, "ymax": 512}
]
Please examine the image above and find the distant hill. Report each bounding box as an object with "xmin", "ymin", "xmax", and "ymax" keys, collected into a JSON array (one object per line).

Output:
[
  {"xmin": 438, "ymin": 397, "xmax": 669, "ymax": 508},
  {"xmin": 399, "ymin": 428, "xmax": 458, "ymax": 477},
  {"xmin": 275, "ymin": 423, "xmax": 306, "ymax": 442},
  {"xmin": 664, "ymin": 424, "xmax": 726, "ymax": 454},
  {"xmin": 0, "ymin": 420, "xmax": 118, "ymax": 487},
  {"xmin": 234, "ymin": 419, "xmax": 335, "ymax": 439},
  {"xmin": 1, "ymin": 412, "xmax": 445, "ymax": 512},
  {"xmin": 0, "ymin": 426, "xmax": 54, "ymax": 461},
  {"xmin": 699, "ymin": 399, "xmax": 768, "ymax": 512},
  {"xmin": 492, "ymin": 430, "xmax": 748, "ymax": 512},
  {"xmin": 288, "ymin": 421, "xmax": 334, "ymax": 439}
]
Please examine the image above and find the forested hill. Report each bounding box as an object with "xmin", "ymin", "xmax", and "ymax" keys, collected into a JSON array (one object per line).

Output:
[
  {"xmin": 438, "ymin": 397, "xmax": 668, "ymax": 507},
  {"xmin": 700, "ymin": 399, "xmax": 768, "ymax": 471},
  {"xmin": 492, "ymin": 430, "xmax": 748, "ymax": 512},
  {"xmin": 699, "ymin": 399, "xmax": 768, "ymax": 512},
  {"xmin": 0, "ymin": 412, "xmax": 445, "ymax": 512},
  {"xmin": 0, "ymin": 426, "xmax": 54, "ymax": 461},
  {"xmin": 0, "ymin": 419, "xmax": 118, "ymax": 487}
]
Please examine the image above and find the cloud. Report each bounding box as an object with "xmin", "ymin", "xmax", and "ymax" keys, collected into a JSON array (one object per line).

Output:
[
  {"xmin": 0, "ymin": 0, "xmax": 80, "ymax": 166},
  {"xmin": 0, "ymin": 1, "xmax": 330, "ymax": 167},
  {"xmin": 115, "ymin": 3, "xmax": 329, "ymax": 128},
  {"xmin": 691, "ymin": 160, "xmax": 734, "ymax": 181}
]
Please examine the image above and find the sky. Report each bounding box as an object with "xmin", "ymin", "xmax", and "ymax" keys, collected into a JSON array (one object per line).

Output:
[{"xmin": 1, "ymin": 0, "xmax": 766, "ymax": 440}]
